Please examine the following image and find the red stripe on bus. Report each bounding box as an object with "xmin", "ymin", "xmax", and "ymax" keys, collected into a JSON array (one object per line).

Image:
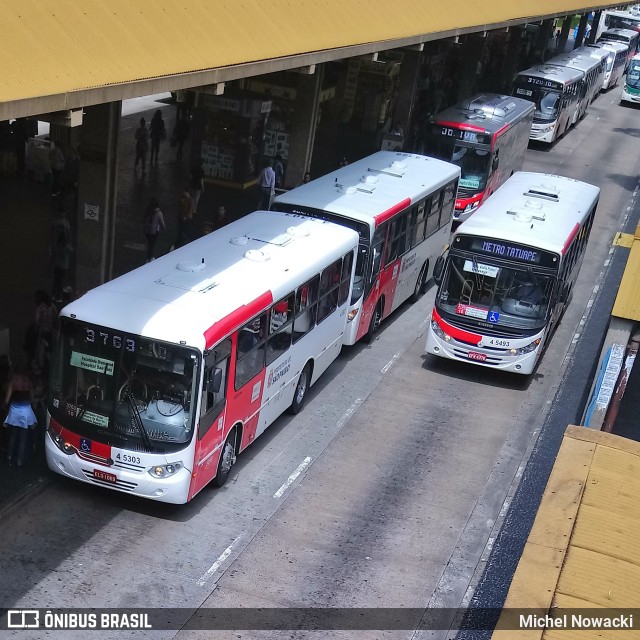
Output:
[
  {"xmin": 561, "ymin": 223, "xmax": 580, "ymax": 254},
  {"xmin": 432, "ymin": 308, "xmax": 482, "ymax": 346},
  {"xmin": 204, "ymin": 291, "xmax": 273, "ymax": 348},
  {"xmin": 374, "ymin": 198, "xmax": 412, "ymax": 226},
  {"xmin": 455, "ymin": 192, "xmax": 484, "ymax": 209},
  {"xmin": 436, "ymin": 120, "xmax": 486, "ymax": 133},
  {"xmin": 494, "ymin": 124, "xmax": 509, "ymax": 137}
]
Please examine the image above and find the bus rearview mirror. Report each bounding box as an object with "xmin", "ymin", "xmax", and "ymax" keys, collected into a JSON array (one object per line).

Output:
[
  {"xmin": 433, "ymin": 256, "xmax": 445, "ymax": 285},
  {"xmin": 208, "ymin": 368, "xmax": 222, "ymax": 394}
]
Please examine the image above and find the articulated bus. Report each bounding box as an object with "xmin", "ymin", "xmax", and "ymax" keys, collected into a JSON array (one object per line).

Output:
[
  {"xmin": 271, "ymin": 151, "xmax": 460, "ymax": 344},
  {"xmin": 548, "ymin": 48, "xmax": 606, "ymax": 116},
  {"xmin": 425, "ymin": 172, "xmax": 599, "ymax": 375},
  {"xmin": 46, "ymin": 210, "xmax": 359, "ymax": 503},
  {"xmin": 425, "ymin": 94, "xmax": 534, "ymax": 224},
  {"xmin": 621, "ymin": 52, "xmax": 640, "ymax": 103},
  {"xmin": 513, "ymin": 64, "xmax": 584, "ymax": 143}
]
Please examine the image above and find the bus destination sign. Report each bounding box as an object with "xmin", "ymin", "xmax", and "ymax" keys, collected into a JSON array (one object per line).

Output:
[
  {"xmin": 455, "ymin": 235, "xmax": 558, "ymax": 268},
  {"xmin": 437, "ymin": 125, "xmax": 490, "ymax": 145},
  {"xmin": 521, "ymin": 76, "xmax": 563, "ymax": 91}
]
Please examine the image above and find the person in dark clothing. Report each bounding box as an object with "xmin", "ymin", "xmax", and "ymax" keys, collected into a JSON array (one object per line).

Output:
[
  {"xmin": 174, "ymin": 116, "xmax": 189, "ymax": 161},
  {"xmin": 149, "ymin": 110, "xmax": 166, "ymax": 164}
]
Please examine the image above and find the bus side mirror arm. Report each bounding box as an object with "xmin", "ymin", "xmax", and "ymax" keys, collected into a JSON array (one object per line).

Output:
[{"xmin": 207, "ymin": 368, "xmax": 222, "ymax": 394}]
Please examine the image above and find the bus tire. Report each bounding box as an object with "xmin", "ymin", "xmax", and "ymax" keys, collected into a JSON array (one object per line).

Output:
[
  {"xmin": 410, "ymin": 261, "xmax": 428, "ymax": 303},
  {"xmin": 364, "ymin": 299, "xmax": 384, "ymax": 343},
  {"xmin": 212, "ymin": 428, "xmax": 237, "ymax": 488},
  {"xmin": 289, "ymin": 363, "xmax": 312, "ymax": 415}
]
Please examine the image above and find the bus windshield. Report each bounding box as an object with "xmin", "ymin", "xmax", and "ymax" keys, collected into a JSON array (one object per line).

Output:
[
  {"xmin": 627, "ymin": 60, "xmax": 640, "ymax": 87},
  {"xmin": 49, "ymin": 318, "xmax": 200, "ymax": 451},
  {"xmin": 515, "ymin": 83, "xmax": 561, "ymax": 121},
  {"xmin": 450, "ymin": 145, "xmax": 490, "ymax": 192},
  {"xmin": 436, "ymin": 254, "xmax": 555, "ymax": 331}
]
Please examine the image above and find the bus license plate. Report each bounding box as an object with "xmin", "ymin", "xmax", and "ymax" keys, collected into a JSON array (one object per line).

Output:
[
  {"xmin": 93, "ymin": 469, "xmax": 117, "ymax": 483},
  {"xmin": 468, "ymin": 352, "xmax": 487, "ymax": 362}
]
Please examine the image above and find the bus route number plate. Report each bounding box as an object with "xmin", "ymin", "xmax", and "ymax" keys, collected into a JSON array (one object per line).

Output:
[{"xmin": 94, "ymin": 469, "xmax": 117, "ymax": 483}]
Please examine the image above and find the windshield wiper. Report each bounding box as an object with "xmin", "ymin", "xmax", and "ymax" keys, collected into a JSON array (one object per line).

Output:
[{"xmin": 122, "ymin": 369, "xmax": 152, "ymax": 450}]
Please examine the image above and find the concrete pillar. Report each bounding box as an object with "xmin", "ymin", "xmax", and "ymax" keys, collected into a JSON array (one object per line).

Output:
[
  {"xmin": 75, "ymin": 102, "xmax": 121, "ymax": 292},
  {"xmin": 285, "ymin": 65, "xmax": 324, "ymax": 189},
  {"xmin": 574, "ymin": 13, "xmax": 589, "ymax": 49},
  {"xmin": 457, "ymin": 34, "xmax": 487, "ymax": 99},
  {"xmin": 499, "ymin": 26, "xmax": 525, "ymax": 92},
  {"xmin": 587, "ymin": 10, "xmax": 601, "ymax": 45},
  {"xmin": 393, "ymin": 49, "xmax": 422, "ymax": 146},
  {"xmin": 558, "ymin": 16, "xmax": 572, "ymax": 53},
  {"xmin": 537, "ymin": 18, "xmax": 555, "ymax": 61}
]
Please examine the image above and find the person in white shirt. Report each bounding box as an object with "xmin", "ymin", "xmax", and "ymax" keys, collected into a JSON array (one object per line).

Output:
[{"xmin": 257, "ymin": 159, "xmax": 276, "ymax": 210}]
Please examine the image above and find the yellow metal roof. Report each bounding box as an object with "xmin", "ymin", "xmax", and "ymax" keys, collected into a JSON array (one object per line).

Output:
[
  {"xmin": 612, "ymin": 225, "xmax": 640, "ymax": 321},
  {"xmin": 492, "ymin": 426, "xmax": 640, "ymax": 640},
  {"xmin": 0, "ymin": 1, "xmax": 621, "ymax": 116}
]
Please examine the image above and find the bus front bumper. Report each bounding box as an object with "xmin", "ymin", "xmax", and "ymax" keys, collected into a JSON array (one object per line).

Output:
[
  {"xmin": 45, "ymin": 431, "xmax": 192, "ymax": 504},
  {"xmin": 425, "ymin": 331, "xmax": 538, "ymax": 375},
  {"xmin": 529, "ymin": 124, "xmax": 555, "ymax": 144},
  {"xmin": 621, "ymin": 87, "xmax": 640, "ymax": 104}
]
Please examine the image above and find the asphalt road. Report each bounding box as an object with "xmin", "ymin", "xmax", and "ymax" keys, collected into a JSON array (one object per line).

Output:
[{"xmin": 1, "ymin": 86, "xmax": 639, "ymax": 640}]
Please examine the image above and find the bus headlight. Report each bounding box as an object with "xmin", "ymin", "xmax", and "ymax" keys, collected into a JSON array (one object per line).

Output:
[
  {"xmin": 149, "ymin": 462, "xmax": 183, "ymax": 478},
  {"xmin": 48, "ymin": 427, "xmax": 76, "ymax": 455},
  {"xmin": 464, "ymin": 201, "xmax": 480, "ymax": 213},
  {"xmin": 347, "ymin": 309, "xmax": 359, "ymax": 321},
  {"xmin": 510, "ymin": 339, "xmax": 541, "ymax": 356},
  {"xmin": 431, "ymin": 320, "xmax": 451, "ymax": 342}
]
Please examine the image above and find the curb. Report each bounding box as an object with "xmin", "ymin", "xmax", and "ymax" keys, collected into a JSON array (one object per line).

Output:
[{"xmin": 0, "ymin": 475, "xmax": 51, "ymax": 519}]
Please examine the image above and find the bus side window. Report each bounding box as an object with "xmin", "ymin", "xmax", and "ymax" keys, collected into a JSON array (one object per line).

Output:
[
  {"xmin": 440, "ymin": 182, "xmax": 456, "ymax": 228},
  {"xmin": 235, "ymin": 314, "xmax": 267, "ymax": 390},
  {"xmin": 293, "ymin": 275, "xmax": 319, "ymax": 343},
  {"xmin": 413, "ymin": 200, "xmax": 427, "ymax": 245},
  {"xmin": 373, "ymin": 224, "xmax": 387, "ymax": 277},
  {"xmin": 338, "ymin": 250, "xmax": 354, "ymax": 306},
  {"xmin": 267, "ymin": 293, "xmax": 295, "ymax": 365},
  {"xmin": 426, "ymin": 191, "xmax": 442, "ymax": 236},
  {"xmin": 317, "ymin": 257, "xmax": 342, "ymax": 323},
  {"xmin": 387, "ymin": 213, "xmax": 409, "ymax": 263},
  {"xmin": 200, "ymin": 338, "xmax": 232, "ymax": 438}
]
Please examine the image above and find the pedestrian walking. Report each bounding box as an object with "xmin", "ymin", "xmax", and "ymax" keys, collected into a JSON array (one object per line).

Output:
[
  {"xmin": 49, "ymin": 140, "xmax": 65, "ymax": 196},
  {"xmin": 174, "ymin": 116, "xmax": 189, "ymax": 161},
  {"xmin": 52, "ymin": 233, "xmax": 73, "ymax": 301},
  {"xmin": 3, "ymin": 364, "xmax": 37, "ymax": 468},
  {"xmin": 274, "ymin": 155, "xmax": 285, "ymax": 188},
  {"xmin": 175, "ymin": 191, "xmax": 198, "ymax": 249},
  {"xmin": 257, "ymin": 159, "xmax": 276, "ymax": 210},
  {"xmin": 149, "ymin": 110, "xmax": 166, "ymax": 164},
  {"xmin": 134, "ymin": 117, "xmax": 150, "ymax": 174},
  {"xmin": 143, "ymin": 197, "xmax": 166, "ymax": 262},
  {"xmin": 189, "ymin": 161, "xmax": 205, "ymax": 213}
]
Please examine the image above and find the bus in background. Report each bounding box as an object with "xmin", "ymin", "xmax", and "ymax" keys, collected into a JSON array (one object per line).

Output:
[
  {"xmin": 590, "ymin": 41, "xmax": 629, "ymax": 89},
  {"xmin": 46, "ymin": 210, "xmax": 359, "ymax": 503},
  {"xmin": 425, "ymin": 172, "xmax": 599, "ymax": 375},
  {"xmin": 425, "ymin": 94, "xmax": 534, "ymax": 224},
  {"xmin": 621, "ymin": 52, "xmax": 640, "ymax": 103},
  {"xmin": 548, "ymin": 48, "xmax": 606, "ymax": 114},
  {"xmin": 598, "ymin": 28, "xmax": 639, "ymax": 68},
  {"xmin": 271, "ymin": 152, "xmax": 460, "ymax": 344},
  {"xmin": 594, "ymin": 10, "xmax": 640, "ymax": 40},
  {"xmin": 513, "ymin": 64, "xmax": 583, "ymax": 143}
]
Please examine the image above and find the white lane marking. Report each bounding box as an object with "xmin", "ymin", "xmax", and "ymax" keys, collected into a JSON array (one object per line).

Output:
[
  {"xmin": 381, "ymin": 351, "xmax": 401, "ymax": 373},
  {"xmin": 273, "ymin": 456, "xmax": 312, "ymax": 498},
  {"xmin": 604, "ymin": 259, "xmax": 611, "ymax": 267},
  {"xmin": 586, "ymin": 299, "xmax": 594, "ymax": 309},
  {"xmin": 196, "ymin": 535, "xmax": 243, "ymax": 586},
  {"xmin": 572, "ymin": 333, "xmax": 581, "ymax": 344},
  {"xmin": 336, "ymin": 398, "xmax": 363, "ymax": 429},
  {"xmin": 593, "ymin": 284, "xmax": 600, "ymax": 294}
]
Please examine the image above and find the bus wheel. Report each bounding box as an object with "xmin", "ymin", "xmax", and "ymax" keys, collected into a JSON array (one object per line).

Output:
[
  {"xmin": 213, "ymin": 429, "xmax": 237, "ymax": 488},
  {"xmin": 410, "ymin": 262, "xmax": 428, "ymax": 303},
  {"xmin": 289, "ymin": 363, "xmax": 311, "ymax": 415},
  {"xmin": 365, "ymin": 300, "xmax": 383, "ymax": 343}
]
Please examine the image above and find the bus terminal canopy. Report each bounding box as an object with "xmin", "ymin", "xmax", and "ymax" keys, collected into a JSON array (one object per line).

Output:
[
  {"xmin": 1, "ymin": 0, "xmax": 620, "ymax": 120},
  {"xmin": 492, "ymin": 425, "xmax": 640, "ymax": 640}
]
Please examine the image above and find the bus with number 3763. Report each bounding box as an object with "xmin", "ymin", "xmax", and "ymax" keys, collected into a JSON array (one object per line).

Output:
[{"xmin": 46, "ymin": 210, "xmax": 359, "ymax": 503}]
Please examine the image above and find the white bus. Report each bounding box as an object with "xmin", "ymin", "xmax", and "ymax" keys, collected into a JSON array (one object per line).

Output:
[
  {"xmin": 513, "ymin": 64, "xmax": 584, "ymax": 143},
  {"xmin": 588, "ymin": 41, "xmax": 629, "ymax": 90},
  {"xmin": 425, "ymin": 172, "xmax": 599, "ymax": 375},
  {"xmin": 598, "ymin": 27, "xmax": 639, "ymax": 68},
  {"xmin": 46, "ymin": 210, "xmax": 359, "ymax": 503},
  {"xmin": 621, "ymin": 52, "xmax": 640, "ymax": 103},
  {"xmin": 548, "ymin": 47, "xmax": 606, "ymax": 115},
  {"xmin": 271, "ymin": 152, "xmax": 460, "ymax": 344}
]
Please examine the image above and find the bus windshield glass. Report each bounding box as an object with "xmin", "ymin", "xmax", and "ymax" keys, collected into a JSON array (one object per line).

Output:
[
  {"xmin": 627, "ymin": 59, "xmax": 640, "ymax": 87},
  {"xmin": 436, "ymin": 254, "xmax": 555, "ymax": 331},
  {"xmin": 449, "ymin": 145, "xmax": 490, "ymax": 191},
  {"xmin": 514, "ymin": 83, "xmax": 561, "ymax": 121},
  {"xmin": 49, "ymin": 318, "xmax": 200, "ymax": 451}
]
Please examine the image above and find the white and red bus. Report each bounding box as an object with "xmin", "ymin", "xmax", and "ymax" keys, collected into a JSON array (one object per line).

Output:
[
  {"xmin": 46, "ymin": 210, "xmax": 359, "ymax": 503},
  {"xmin": 425, "ymin": 94, "xmax": 534, "ymax": 224},
  {"xmin": 425, "ymin": 172, "xmax": 599, "ymax": 374},
  {"xmin": 271, "ymin": 151, "xmax": 460, "ymax": 344}
]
